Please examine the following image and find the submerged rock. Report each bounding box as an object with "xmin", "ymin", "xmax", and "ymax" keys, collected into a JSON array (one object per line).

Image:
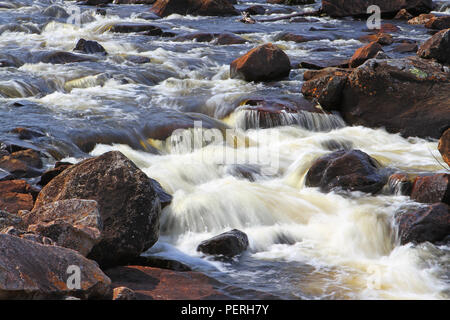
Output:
[
  {"xmin": 321, "ymin": 0, "xmax": 433, "ymax": 17},
  {"xmin": 197, "ymin": 229, "xmax": 249, "ymax": 257},
  {"xmin": 417, "ymin": 28, "xmax": 450, "ymax": 65},
  {"xmin": 396, "ymin": 202, "xmax": 450, "ymax": 245},
  {"xmin": 305, "ymin": 149, "xmax": 386, "ymax": 194},
  {"xmin": 230, "ymin": 43, "xmax": 291, "ymax": 82},
  {"xmin": 0, "ymin": 149, "xmax": 43, "ymax": 178},
  {"xmin": 0, "ymin": 234, "xmax": 112, "ymax": 300},
  {"xmin": 33, "ymin": 151, "xmax": 162, "ymax": 268},
  {"xmin": 151, "ymin": 0, "xmax": 239, "ymax": 17},
  {"xmin": 74, "ymin": 39, "xmax": 107, "ymax": 56}
]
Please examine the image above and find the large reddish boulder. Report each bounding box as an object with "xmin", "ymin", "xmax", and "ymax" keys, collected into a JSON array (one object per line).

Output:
[
  {"xmin": 0, "ymin": 180, "xmax": 35, "ymax": 214},
  {"xmin": 32, "ymin": 151, "xmax": 162, "ymax": 268},
  {"xmin": 151, "ymin": 0, "xmax": 239, "ymax": 17},
  {"xmin": 349, "ymin": 42, "xmax": 383, "ymax": 68},
  {"xmin": 0, "ymin": 234, "xmax": 112, "ymax": 299},
  {"xmin": 410, "ymin": 174, "xmax": 449, "ymax": 205},
  {"xmin": 230, "ymin": 43, "xmax": 291, "ymax": 82},
  {"xmin": 305, "ymin": 149, "xmax": 386, "ymax": 194},
  {"xmin": 417, "ymin": 28, "xmax": 450, "ymax": 65},
  {"xmin": 321, "ymin": 0, "xmax": 433, "ymax": 17},
  {"xmin": 340, "ymin": 57, "xmax": 450, "ymax": 139},
  {"xmin": 197, "ymin": 229, "xmax": 249, "ymax": 258},
  {"xmin": 395, "ymin": 202, "xmax": 450, "ymax": 245},
  {"xmin": 439, "ymin": 128, "xmax": 450, "ymax": 167}
]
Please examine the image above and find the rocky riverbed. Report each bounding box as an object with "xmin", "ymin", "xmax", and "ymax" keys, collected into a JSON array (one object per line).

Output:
[{"xmin": 0, "ymin": 0, "xmax": 449, "ymax": 300}]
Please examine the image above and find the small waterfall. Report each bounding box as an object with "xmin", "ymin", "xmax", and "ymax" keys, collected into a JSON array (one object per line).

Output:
[{"xmin": 234, "ymin": 109, "xmax": 346, "ymax": 131}]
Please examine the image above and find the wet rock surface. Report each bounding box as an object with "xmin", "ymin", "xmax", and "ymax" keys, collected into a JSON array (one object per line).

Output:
[
  {"xmin": 230, "ymin": 43, "xmax": 291, "ymax": 82},
  {"xmin": 197, "ymin": 229, "xmax": 249, "ymax": 257},
  {"xmin": 396, "ymin": 202, "xmax": 450, "ymax": 245},
  {"xmin": 33, "ymin": 151, "xmax": 162, "ymax": 268},
  {"xmin": 305, "ymin": 149, "xmax": 386, "ymax": 194},
  {"xmin": 0, "ymin": 234, "xmax": 112, "ymax": 300}
]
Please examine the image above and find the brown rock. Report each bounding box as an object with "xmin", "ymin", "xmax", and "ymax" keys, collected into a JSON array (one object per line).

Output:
[
  {"xmin": 359, "ymin": 33, "xmax": 393, "ymax": 45},
  {"xmin": 321, "ymin": 0, "xmax": 433, "ymax": 17},
  {"xmin": 230, "ymin": 43, "xmax": 291, "ymax": 82},
  {"xmin": 305, "ymin": 149, "xmax": 386, "ymax": 194},
  {"xmin": 151, "ymin": 0, "xmax": 239, "ymax": 17},
  {"xmin": 32, "ymin": 151, "xmax": 162, "ymax": 268},
  {"xmin": 388, "ymin": 173, "xmax": 413, "ymax": 196},
  {"xmin": 395, "ymin": 202, "xmax": 450, "ymax": 245},
  {"xmin": 378, "ymin": 23, "xmax": 400, "ymax": 33},
  {"xmin": 301, "ymin": 67, "xmax": 352, "ymax": 110},
  {"xmin": 408, "ymin": 13, "xmax": 435, "ymax": 25},
  {"xmin": 0, "ymin": 233, "xmax": 112, "ymax": 300},
  {"xmin": 417, "ymin": 28, "xmax": 450, "ymax": 65},
  {"xmin": 425, "ymin": 16, "xmax": 450, "ymax": 30},
  {"xmin": 0, "ymin": 180, "xmax": 34, "ymax": 214},
  {"xmin": 22, "ymin": 199, "xmax": 103, "ymax": 256},
  {"xmin": 274, "ymin": 32, "xmax": 322, "ymax": 43},
  {"xmin": 38, "ymin": 162, "xmax": 73, "ymax": 187},
  {"xmin": 0, "ymin": 149, "xmax": 43, "ymax": 178},
  {"xmin": 438, "ymin": 128, "xmax": 450, "ymax": 167},
  {"xmin": 113, "ymin": 286, "xmax": 137, "ymax": 300},
  {"xmin": 340, "ymin": 57, "xmax": 450, "ymax": 139},
  {"xmin": 0, "ymin": 210, "xmax": 23, "ymax": 230},
  {"xmin": 411, "ymin": 174, "xmax": 449, "ymax": 205},
  {"xmin": 1, "ymin": 226, "xmax": 55, "ymax": 246},
  {"xmin": 197, "ymin": 229, "xmax": 249, "ymax": 258},
  {"xmin": 394, "ymin": 9, "xmax": 414, "ymax": 20},
  {"xmin": 349, "ymin": 42, "xmax": 383, "ymax": 68}
]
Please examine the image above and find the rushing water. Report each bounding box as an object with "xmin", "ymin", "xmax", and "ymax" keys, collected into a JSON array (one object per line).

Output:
[{"xmin": 1, "ymin": 0, "xmax": 449, "ymax": 299}]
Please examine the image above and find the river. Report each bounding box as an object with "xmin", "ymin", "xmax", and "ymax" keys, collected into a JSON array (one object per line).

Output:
[{"xmin": 0, "ymin": 0, "xmax": 449, "ymax": 299}]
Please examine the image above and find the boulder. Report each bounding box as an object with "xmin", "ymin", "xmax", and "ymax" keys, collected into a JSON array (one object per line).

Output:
[
  {"xmin": 197, "ymin": 229, "xmax": 249, "ymax": 257},
  {"xmin": 301, "ymin": 67, "xmax": 352, "ymax": 110},
  {"xmin": 274, "ymin": 32, "xmax": 322, "ymax": 43},
  {"xmin": 425, "ymin": 16, "xmax": 450, "ymax": 30},
  {"xmin": 32, "ymin": 151, "xmax": 162, "ymax": 268},
  {"xmin": 21, "ymin": 199, "xmax": 103, "ymax": 256},
  {"xmin": 34, "ymin": 51, "xmax": 98, "ymax": 64},
  {"xmin": 0, "ymin": 149, "xmax": 43, "ymax": 178},
  {"xmin": 74, "ymin": 39, "xmax": 107, "ymax": 56},
  {"xmin": 0, "ymin": 180, "xmax": 35, "ymax": 214},
  {"xmin": 321, "ymin": 0, "xmax": 433, "ymax": 17},
  {"xmin": 417, "ymin": 28, "xmax": 450, "ymax": 65},
  {"xmin": 410, "ymin": 174, "xmax": 449, "ymax": 205},
  {"xmin": 0, "ymin": 234, "xmax": 112, "ymax": 299},
  {"xmin": 305, "ymin": 149, "xmax": 386, "ymax": 194},
  {"xmin": 151, "ymin": 0, "xmax": 239, "ymax": 17},
  {"xmin": 395, "ymin": 202, "xmax": 450, "ymax": 245},
  {"xmin": 438, "ymin": 128, "xmax": 450, "ymax": 167},
  {"xmin": 349, "ymin": 42, "xmax": 383, "ymax": 68},
  {"xmin": 388, "ymin": 173, "xmax": 413, "ymax": 196},
  {"xmin": 340, "ymin": 57, "xmax": 450, "ymax": 139},
  {"xmin": 172, "ymin": 32, "xmax": 247, "ymax": 45},
  {"xmin": 230, "ymin": 43, "xmax": 291, "ymax": 82}
]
